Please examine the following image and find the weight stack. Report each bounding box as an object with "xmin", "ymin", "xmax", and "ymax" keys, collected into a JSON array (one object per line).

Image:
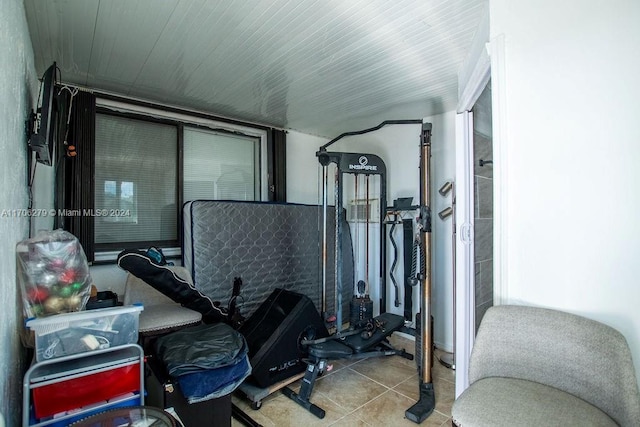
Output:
[
  {"xmin": 349, "ymin": 296, "xmax": 374, "ymax": 329},
  {"xmin": 239, "ymin": 288, "xmax": 329, "ymax": 388}
]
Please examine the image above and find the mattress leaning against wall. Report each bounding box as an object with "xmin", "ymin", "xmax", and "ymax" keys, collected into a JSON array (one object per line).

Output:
[{"xmin": 182, "ymin": 200, "xmax": 353, "ymax": 321}]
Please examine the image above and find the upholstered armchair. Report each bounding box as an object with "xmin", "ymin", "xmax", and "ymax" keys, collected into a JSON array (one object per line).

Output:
[{"xmin": 451, "ymin": 305, "xmax": 640, "ymax": 426}]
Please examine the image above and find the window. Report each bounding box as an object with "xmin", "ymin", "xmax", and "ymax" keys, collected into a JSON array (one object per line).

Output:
[
  {"xmin": 92, "ymin": 107, "xmax": 268, "ymax": 259},
  {"xmin": 101, "ymin": 180, "xmax": 137, "ymax": 224},
  {"xmin": 183, "ymin": 127, "xmax": 260, "ymax": 201},
  {"xmin": 94, "ymin": 114, "xmax": 178, "ymax": 249},
  {"xmin": 348, "ymin": 198, "xmax": 380, "ymax": 223}
]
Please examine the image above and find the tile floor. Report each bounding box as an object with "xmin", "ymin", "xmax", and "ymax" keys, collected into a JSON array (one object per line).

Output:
[{"xmin": 232, "ymin": 334, "xmax": 455, "ymax": 427}]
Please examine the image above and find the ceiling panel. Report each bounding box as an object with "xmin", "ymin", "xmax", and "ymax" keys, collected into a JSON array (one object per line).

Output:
[
  {"xmin": 87, "ymin": 0, "xmax": 179, "ymax": 92},
  {"xmin": 24, "ymin": 0, "xmax": 487, "ymax": 138},
  {"xmin": 24, "ymin": 0, "xmax": 100, "ymax": 82}
]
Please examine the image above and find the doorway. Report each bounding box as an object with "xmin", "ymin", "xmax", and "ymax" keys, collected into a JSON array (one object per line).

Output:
[
  {"xmin": 453, "ymin": 39, "xmax": 494, "ymax": 398},
  {"xmin": 471, "ymin": 82, "xmax": 493, "ymax": 332}
]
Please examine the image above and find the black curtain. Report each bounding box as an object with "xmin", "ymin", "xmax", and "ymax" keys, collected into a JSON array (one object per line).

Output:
[
  {"xmin": 267, "ymin": 128, "xmax": 286, "ymax": 202},
  {"xmin": 55, "ymin": 91, "xmax": 96, "ymax": 262}
]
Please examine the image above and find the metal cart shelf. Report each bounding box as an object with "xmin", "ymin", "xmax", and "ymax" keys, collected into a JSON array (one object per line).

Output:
[{"xmin": 23, "ymin": 343, "xmax": 144, "ymax": 427}]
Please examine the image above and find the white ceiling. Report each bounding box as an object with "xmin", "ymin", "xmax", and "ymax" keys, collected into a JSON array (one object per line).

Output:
[{"xmin": 24, "ymin": 0, "xmax": 487, "ymax": 138}]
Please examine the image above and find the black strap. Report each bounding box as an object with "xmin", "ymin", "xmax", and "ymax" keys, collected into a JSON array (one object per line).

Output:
[{"xmin": 228, "ymin": 277, "xmax": 245, "ymax": 329}]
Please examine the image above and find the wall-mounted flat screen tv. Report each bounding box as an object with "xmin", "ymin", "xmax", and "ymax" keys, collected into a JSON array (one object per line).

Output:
[{"xmin": 28, "ymin": 62, "xmax": 58, "ymax": 166}]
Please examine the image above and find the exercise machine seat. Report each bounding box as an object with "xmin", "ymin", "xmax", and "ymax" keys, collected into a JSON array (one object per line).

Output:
[
  {"xmin": 341, "ymin": 312, "xmax": 404, "ymax": 353},
  {"xmin": 308, "ymin": 340, "xmax": 353, "ymax": 359}
]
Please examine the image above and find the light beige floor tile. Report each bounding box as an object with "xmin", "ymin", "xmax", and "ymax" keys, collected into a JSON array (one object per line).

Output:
[
  {"xmin": 352, "ymin": 389, "xmax": 451, "ymax": 427},
  {"xmin": 313, "ymin": 368, "xmax": 388, "ymax": 412},
  {"xmin": 231, "ymin": 332, "xmax": 456, "ymax": 425},
  {"xmin": 331, "ymin": 356, "xmax": 363, "ymax": 370},
  {"xmin": 350, "ymin": 354, "xmax": 417, "ymax": 388},
  {"xmin": 393, "ymin": 375, "xmax": 455, "ymax": 418},
  {"xmin": 329, "ymin": 412, "xmax": 372, "ymax": 426},
  {"xmin": 393, "ymin": 374, "xmax": 420, "ymax": 401},
  {"xmin": 256, "ymin": 391, "xmax": 348, "ymax": 426},
  {"xmin": 387, "ymin": 334, "xmax": 419, "ymax": 369},
  {"xmin": 285, "ymin": 360, "xmax": 349, "ymax": 394},
  {"xmin": 432, "ymin": 376, "xmax": 455, "ymax": 417}
]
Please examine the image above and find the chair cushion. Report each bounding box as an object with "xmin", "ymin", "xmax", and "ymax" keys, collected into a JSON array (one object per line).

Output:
[
  {"xmin": 309, "ymin": 340, "xmax": 353, "ymax": 359},
  {"xmin": 468, "ymin": 305, "xmax": 640, "ymax": 426},
  {"xmin": 138, "ymin": 303, "xmax": 202, "ymax": 334},
  {"xmin": 451, "ymin": 377, "xmax": 617, "ymax": 427},
  {"xmin": 124, "ymin": 273, "xmax": 175, "ymax": 306}
]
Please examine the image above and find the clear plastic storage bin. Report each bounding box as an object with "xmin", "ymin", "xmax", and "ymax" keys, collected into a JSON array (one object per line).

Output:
[{"xmin": 26, "ymin": 305, "xmax": 143, "ymax": 361}]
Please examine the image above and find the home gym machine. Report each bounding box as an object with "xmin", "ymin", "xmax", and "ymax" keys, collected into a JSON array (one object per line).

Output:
[
  {"xmin": 318, "ymin": 149, "xmax": 386, "ymax": 329},
  {"xmin": 282, "ymin": 121, "xmax": 435, "ymax": 423}
]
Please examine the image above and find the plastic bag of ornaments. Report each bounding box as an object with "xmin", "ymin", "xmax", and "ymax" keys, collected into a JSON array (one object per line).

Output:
[{"xmin": 16, "ymin": 229, "xmax": 93, "ymax": 318}]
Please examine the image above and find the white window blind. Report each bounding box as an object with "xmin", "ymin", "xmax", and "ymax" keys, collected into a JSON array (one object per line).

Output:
[
  {"xmin": 183, "ymin": 127, "xmax": 260, "ymax": 202},
  {"xmin": 94, "ymin": 114, "xmax": 178, "ymax": 245}
]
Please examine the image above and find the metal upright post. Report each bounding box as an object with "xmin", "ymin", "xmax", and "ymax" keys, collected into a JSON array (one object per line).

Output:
[
  {"xmin": 406, "ymin": 122, "xmax": 436, "ymax": 423},
  {"xmin": 321, "ymin": 165, "xmax": 328, "ymax": 318},
  {"xmin": 335, "ymin": 167, "xmax": 343, "ymax": 330}
]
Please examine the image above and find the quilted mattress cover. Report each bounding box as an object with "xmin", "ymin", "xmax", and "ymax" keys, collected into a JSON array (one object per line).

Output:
[{"xmin": 183, "ymin": 200, "xmax": 353, "ymax": 320}]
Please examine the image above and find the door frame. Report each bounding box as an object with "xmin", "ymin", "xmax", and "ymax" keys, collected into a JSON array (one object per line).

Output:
[
  {"xmin": 454, "ymin": 111, "xmax": 477, "ymax": 397},
  {"xmin": 454, "ymin": 26, "xmax": 507, "ymax": 395},
  {"xmin": 454, "ymin": 3, "xmax": 492, "ymax": 396}
]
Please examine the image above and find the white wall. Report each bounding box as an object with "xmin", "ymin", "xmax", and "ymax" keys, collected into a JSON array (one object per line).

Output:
[
  {"xmin": 491, "ymin": 0, "xmax": 640, "ymax": 388},
  {"xmin": 429, "ymin": 112, "xmax": 456, "ymax": 351},
  {"xmin": 0, "ymin": 0, "xmax": 38, "ymax": 425},
  {"xmin": 90, "ymin": 264, "xmax": 129, "ymax": 297},
  {"xmin": 286, "ymin": 116, "xmax": 456, "ymax": 350},
  {"xmin": 30, "ymin": 162, "xmax": 55, "ymax": 233},
  {"xmin": 286, "ymin": 130, "xmax": 329, "ymax": 204}
]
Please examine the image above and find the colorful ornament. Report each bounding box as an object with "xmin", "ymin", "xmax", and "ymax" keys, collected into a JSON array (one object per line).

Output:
[
  {"xmin": 58, "ymin": 286, "xmax": 74, "ymax": 298},
  {"xmin": 39, "ymin": 273, "xmax": 58, "ymax": 286},
  {"xmin": 65, "ymin": 294, "xmax": 82, "ymax": 310},
  {"xmin": 51, "ymin": 284, "xmax": 62, "ymax": 295},
  {"xmin": 71, "ymin": 282, "xmax": 85, "ymax": 291},
  {"xmin": 27, "ymin": 286, "xmax": 49, "ymax": 303},
  {"xmin": 49, "ymin": 258, "xmax": 66, "ymax": 270},
  {"xmin": 30, "ymin": 304, "xmax": 45, "ymax": 317},
  {"xmin": 25, "ymin": 260, "xmax": 47, "ymax": 276},
  {"xmin": 44, "ymin": 296, "xmax": 66, "ymax": 314},
  {"xmin": 59, "ymin": 269, "xmax": 77, "ymax": 285}
]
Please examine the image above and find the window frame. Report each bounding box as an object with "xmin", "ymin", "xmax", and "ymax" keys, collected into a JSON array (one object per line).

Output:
[
  {"xmin": 182, "ymin": 125, "xmax": 262, "ymax": 202},
  {"xmin": 92, "ymin": 98, "xmax": 269, "ymax": 262}
]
